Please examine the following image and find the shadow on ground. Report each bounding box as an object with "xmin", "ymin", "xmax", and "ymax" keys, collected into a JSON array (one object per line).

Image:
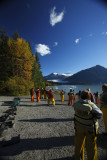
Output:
[
  {"xmin": 0, "ymin": 136, "xmax": 74, "ymax": 156},
  {"xmin": 19, "ymin": 118, "xmax": 74, "ymax": 123}
]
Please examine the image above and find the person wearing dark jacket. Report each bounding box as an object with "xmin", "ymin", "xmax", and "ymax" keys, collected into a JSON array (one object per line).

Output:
[
  {"xmin": 73, "ymin": 90, "xmax": 102, "ymax": 160},
  {"xmin": 100, "ymin": 84, "xmax": 107, "ymax": 135}
]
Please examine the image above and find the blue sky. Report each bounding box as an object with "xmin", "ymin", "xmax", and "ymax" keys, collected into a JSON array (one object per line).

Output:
[{"xmin": 0, "ymin": 0, "xmax": 107, "ymax": 76}]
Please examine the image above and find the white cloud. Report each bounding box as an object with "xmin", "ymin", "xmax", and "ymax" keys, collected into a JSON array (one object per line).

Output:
[
  {"xmin": 102, "ymin": 32, "xmax": 107, "ymax": 36},
  {"xmin": 54, "ymin": 42, "xmax": 58, "ymax": 46},
  {"xmin": 50, "ymin": 6, "xmax": 64, "ymax": 26},
  {"xmin": 35, "ymin": 44, "xmax": 51, "ymax": 56},
  {"xmin": 75, "ymin": 38, "xmax": 80, "ymax": 44}
]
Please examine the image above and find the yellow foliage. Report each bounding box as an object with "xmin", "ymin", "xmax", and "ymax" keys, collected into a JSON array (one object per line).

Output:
[{"xmin": 5, "ymin": 76, "xmax": 34, "ymax": 96}]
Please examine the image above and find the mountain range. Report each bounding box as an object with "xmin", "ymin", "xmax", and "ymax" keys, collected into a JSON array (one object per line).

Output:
[
  {"xmin": 44, "ymin": 65, "xmax": 107, "ymax": 84},
  {"xmin": 44, "ymin": 73, "xmax": 72, "ymax": 83}
]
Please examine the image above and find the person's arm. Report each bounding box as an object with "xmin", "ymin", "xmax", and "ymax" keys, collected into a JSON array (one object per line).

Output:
[{"xmin": 91, "ymin": 103, "xmax": 103, "ymax": 119}]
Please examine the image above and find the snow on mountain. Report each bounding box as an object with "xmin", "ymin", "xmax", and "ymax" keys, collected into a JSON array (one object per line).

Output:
[{"xmin": 44, "ymin": 72, "xmax": 72, "ymax": 83}]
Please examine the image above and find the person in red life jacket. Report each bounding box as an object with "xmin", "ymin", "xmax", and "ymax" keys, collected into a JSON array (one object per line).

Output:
[
  {"xmin": 48, "ymin": 89, "xmax": 55, "ymax": 106},
  {"xmin": 94, "ymin": 92, "xmax": 99, "ymax": 104},
  {"xmin": 36, "ymin": 89, "xmax": 40, "ymax": 102},
  {"xmin": 60, "ymin": 90, "xmax": 64, "ymax": 102},
  {"xmin": 68, "ymin": 88, "xmax": 74, "ymax": 106},
  {"xmin": 30, "ymin": 88, "xmax": 34, "ymax": 102}
]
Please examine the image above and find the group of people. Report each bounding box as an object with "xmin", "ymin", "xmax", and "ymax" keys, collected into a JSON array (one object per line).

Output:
[
  {"xmin": 30, "ymin": 84, "xmax": 107, "ymax": 160},
  {"xmin": 30, "ymin": 88, "xmax": 55, "ymax": 106}
]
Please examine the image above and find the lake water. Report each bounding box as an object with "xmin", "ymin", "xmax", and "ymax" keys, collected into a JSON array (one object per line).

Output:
[{"xmin": 46, "ymin": 84, "xmax": 103, "ymax": 94}]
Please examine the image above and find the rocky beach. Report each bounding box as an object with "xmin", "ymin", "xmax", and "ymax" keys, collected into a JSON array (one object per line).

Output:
[{"xmin": 0, "ymin": 94, "xmax": 107, "ymax": 160}]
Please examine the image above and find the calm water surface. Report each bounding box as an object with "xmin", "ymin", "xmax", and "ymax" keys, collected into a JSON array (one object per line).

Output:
[{"xmin": 46, "ymin": 84, "xmax": 103, "ymax": 94}]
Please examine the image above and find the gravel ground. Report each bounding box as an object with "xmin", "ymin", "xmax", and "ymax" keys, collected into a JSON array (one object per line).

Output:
[{"xmin": 0, "ymin": 94, "xmax": 107, "ymax": 160}]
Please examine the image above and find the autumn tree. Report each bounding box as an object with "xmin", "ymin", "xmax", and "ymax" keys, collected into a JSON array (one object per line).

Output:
[{"xmin": 0, "ymin": 29, "xmax": 45, "ymax": 95}]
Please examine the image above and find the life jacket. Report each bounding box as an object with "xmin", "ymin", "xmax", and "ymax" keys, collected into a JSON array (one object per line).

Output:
[
  {"xmin": 61, "ymin": 91, "xmax": 64, "ymax": 95},
  {"xmin": 90, "ymin": 93, "xmax": 94, "ymax": 102},
  {"xmin": 49, "ymin": 91, "xmax": 54, "ymax": 99},
  {"xmin": 68, "ymin": 91, "xmax": 74, "ymax": 98},
  {"xmin": 30, "ymin": 89, "xmax": 34, "ymax": 96},
  {"xmin": 74, "ymin": 100, "xmax": 98, "ymax": 132}
]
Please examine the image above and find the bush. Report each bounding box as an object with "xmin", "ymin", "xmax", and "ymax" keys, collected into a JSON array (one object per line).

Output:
[{"xmin": 1, "ymin": 76, "xmax": 34, "ymax": 96}]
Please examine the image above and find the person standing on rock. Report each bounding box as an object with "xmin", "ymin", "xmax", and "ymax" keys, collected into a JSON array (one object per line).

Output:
[
  {"xmin": 73, "ymin": 89, "xmax": 102, "ymax": 160},
  {"xmin": 100, "ymin": 84, "xmax": 107, "ymax": 135}
]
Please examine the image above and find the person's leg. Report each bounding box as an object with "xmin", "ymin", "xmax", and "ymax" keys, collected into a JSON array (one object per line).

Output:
[
  {"xmin": 52, "ymin": 98, "xmax": 55, "ymax": 106},
  {"xmin": 71, "ymin": 98, "xmax": 73, "ymax": 106},
  {"xmin": 32, "ymin": 95, "xmax": 34, "ymax": 102},
  {"xmin": 48, "ymin": 98, "xmax": 50, "ymax": 106},
  {"xmin": 31, "ymin": 96, "xmax": 33, "ymax": 102},
  {"xmin": 68, "ymin": 97, "xmax": 70, "ymax": 105},
  {"xmin": 86, "ymin": 132, "xmax": 98, "ymax": 160},
  {"xmin": 101, "ymin": 107, "xmax": 107, "ymax": 133},
  {"xmin": 75, "ymin": 127, "xmax": 85, "ymax": 160}
]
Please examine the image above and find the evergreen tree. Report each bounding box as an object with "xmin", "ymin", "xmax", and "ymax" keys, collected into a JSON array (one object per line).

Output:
[
  {"xmin": 27, "ymin": 40, "xmax": 32, "ymax": 53},
  {"xmin": 12, "ymin": 30, "xmax": 19, "ymax": 40},
  {"xmin": 35, "ymin": 51, "xmax": 41, "ymax": 69},
  {"xmin": 32, "ymin": 52, "xmax": 45, "ymax": 89},
  {"xmin": 0, "ymin": 27, "xmax": 10, "ymax": 81}
]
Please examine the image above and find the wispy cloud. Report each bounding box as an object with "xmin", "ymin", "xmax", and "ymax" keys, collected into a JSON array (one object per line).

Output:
[
  {"xmin": 35, "ymin": 44, "xmax": 51, "ymax": 56},
  {"xmin": 75, "ymin": 38, "xmax": 80, "ymax": 44},
  {"xmin": 50, "ymin": 6, "xmax": 65, "ymax": 26},
  {"xmin": 54, "ymin": 42, "xmax": 58, "ymax": 46},
  {"xmin": 102, "ymin": 31, "xmax": 107, "ymax": 36}
]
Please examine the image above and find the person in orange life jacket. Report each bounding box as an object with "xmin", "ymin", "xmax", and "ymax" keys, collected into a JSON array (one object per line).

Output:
[
  {"xmin": 87, "ymin": 88, "xmax": 94, "ymax": 102},
  {"xmin": 73, "ymin": 90, "xmax": 102, "ymax": 160},
  {"xmin": 36, "ymin": 89, "xmax": 40, "ymax": 102},
  {"xmin": 94, "ymin": 92, "xmax": 99, "ymax": 104},
  {"xmin": 30, "ymin": 88, "xmax": 34, "ymax": 102},
  {"xmin": 68, "ymin": 88, "xmax": 74, "ymax": 106},
  {"xmin": 100, "ymin": 84, "xmax": 107, "ymax": 135},
  {"xmin": 48, "ymin": 89, "xmax": 55, "ymax": 106},
  {"xmin": 60, "ymin": 90, "xmax": 65, "ymax": 102}
]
